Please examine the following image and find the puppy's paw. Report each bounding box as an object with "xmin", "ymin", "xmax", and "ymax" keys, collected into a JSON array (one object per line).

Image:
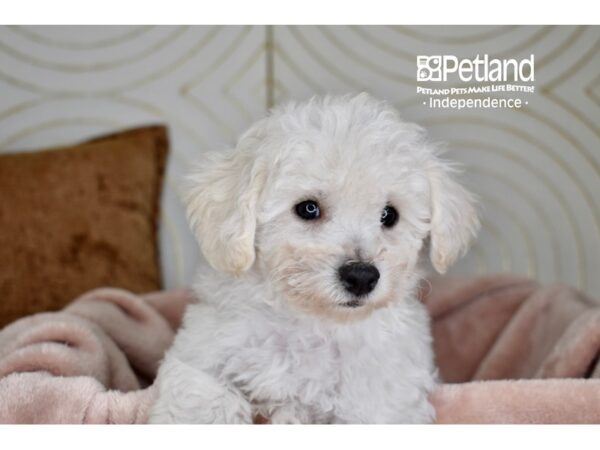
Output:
[
  {"xmin": 412, "ymin": 399, "xmax": 436, "ymax": 424},
  {"xmin": 149, "ymin": 356, "xmax": 252, "ymax": 424},
  {"xmin": 268, "ymin": 403, "xmax": 313, "ymax": 424}
]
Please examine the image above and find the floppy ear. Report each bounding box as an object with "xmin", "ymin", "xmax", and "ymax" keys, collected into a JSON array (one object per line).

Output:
[
  {"xmin": 427, "ymin": 159, "xmax": 480, "ymax": 274},
  {"xmin": 182, "ymin": 145, "xmax": 267, "ymax": 275}
]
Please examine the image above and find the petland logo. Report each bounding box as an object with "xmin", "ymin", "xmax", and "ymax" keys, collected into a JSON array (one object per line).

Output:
[{"xmin": 417, "ymin": 54, "xmax": 535, "ymax": 82}]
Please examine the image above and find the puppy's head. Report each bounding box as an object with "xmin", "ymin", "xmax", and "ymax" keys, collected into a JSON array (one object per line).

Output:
[{"xmin": 184, "ymin": 93, "xmax": 479, "ymax": 321}]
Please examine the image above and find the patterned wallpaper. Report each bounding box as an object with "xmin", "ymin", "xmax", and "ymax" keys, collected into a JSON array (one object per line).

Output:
[{"xmin": 0, "ymin": 26, "xmax": 598, "ymax": 296}]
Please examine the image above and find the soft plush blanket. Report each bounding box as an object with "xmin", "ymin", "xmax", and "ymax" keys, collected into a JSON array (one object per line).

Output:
[{"xmin": 1, "ymin": 275, "xmax": 599, "ymax": 424}]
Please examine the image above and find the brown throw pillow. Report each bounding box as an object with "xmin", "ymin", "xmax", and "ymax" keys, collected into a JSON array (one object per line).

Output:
[{"xmin": 0, "ymin": 125, "xmax": 169, "ymax": 328}]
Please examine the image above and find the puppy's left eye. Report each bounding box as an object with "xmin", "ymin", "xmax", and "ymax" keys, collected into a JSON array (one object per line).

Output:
[
  {"xmin": 295, "ymin": 200, "xmax": 321, "ymax": 220},
  {"xmin": 381, "ymin": 206, "xmax": 399, "ymax": 228}
]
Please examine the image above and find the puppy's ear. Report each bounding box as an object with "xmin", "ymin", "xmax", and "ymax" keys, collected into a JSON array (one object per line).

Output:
[
  {"xmin": 182, "ymin": 143, "xmax": 267, "ymax": 275},
  {"xmin": 427, "ymin": 159, "xmax": 480, "ymax": 274}
]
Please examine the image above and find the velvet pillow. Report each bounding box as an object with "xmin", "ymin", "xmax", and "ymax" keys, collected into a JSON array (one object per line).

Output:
[{"xmin": 0, "ymin": 126, "xmax": 169, "ymax": 328}]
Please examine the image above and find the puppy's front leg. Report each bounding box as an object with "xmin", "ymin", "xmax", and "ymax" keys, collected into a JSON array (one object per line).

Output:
[{"xmin": 149, "ymin": 355, "xmax": 252, "ymax": 424}]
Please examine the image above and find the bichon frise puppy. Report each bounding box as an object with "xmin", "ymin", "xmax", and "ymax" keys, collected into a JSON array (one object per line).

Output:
[{"xmin": 150, "ymin": 93, "xmax": 479, "ymax": 424}]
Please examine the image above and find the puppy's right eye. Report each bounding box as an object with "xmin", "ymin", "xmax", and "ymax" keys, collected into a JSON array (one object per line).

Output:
[{"xmin": 295, "ymin": 200, "xmax": 321, "ymax": 220}]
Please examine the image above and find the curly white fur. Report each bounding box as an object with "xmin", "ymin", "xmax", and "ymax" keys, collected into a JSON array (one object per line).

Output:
[{"xmin": 149, "ymin": 93, "xmax": 479, "ymax": 424}]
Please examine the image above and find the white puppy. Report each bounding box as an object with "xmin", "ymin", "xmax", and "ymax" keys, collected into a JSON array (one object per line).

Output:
[{"xmin": 150, "ymin": 93, "xmax": 479, "ymax": 424}]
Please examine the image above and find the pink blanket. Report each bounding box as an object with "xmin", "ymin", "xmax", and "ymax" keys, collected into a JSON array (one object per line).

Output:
[{"xmin": 1, "ymin": 275, "xmax": 599, "ymax": 424}]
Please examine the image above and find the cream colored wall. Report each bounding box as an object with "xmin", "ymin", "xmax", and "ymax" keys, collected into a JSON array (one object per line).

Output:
[{"xmin": 0, "ymin": 26, "xmax": 598, "ymax": 295}]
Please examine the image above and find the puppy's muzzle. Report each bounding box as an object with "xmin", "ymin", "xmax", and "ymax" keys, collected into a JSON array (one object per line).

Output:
[{"xmin": 338, "ymin": 261, "xmax": 380, "ymax": 302}]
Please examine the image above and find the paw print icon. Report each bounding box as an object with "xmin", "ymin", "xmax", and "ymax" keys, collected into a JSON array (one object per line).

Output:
[{"xmin": 417, "ymin": 56, "xmax": 443, "ymax": 81}]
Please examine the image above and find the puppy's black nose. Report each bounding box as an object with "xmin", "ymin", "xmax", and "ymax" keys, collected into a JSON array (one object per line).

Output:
[{"xmin": 338, "ymin": 262, "xmax": 380, "ymax": 297}]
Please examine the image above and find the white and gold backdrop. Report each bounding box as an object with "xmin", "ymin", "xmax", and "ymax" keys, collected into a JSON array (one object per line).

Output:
[{"xmin": 0, "ymin": 26, "xmax": 598, "ymax": 296}]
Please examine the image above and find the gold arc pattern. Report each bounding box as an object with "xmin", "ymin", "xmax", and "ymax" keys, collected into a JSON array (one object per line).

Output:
[
  {"xmin": 0, "ymin": 26, "xmax": 188, "ymax": 72},
  {"xmin": 9, "ymin": 26, "xmax": 154, "ymax": 50},
  {"xmin": 423, "ymin": 116, "xmax": 591, "ymax": 289}
]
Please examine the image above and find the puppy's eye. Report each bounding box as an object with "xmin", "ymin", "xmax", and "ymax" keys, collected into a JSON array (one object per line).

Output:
[
  {"xmin": 295, "ymin": 200, "xmax": 321, "ymax": 220},
  {"xmin": 380, "ymin": 205, "xmax": 399, "ymax": 228}
]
